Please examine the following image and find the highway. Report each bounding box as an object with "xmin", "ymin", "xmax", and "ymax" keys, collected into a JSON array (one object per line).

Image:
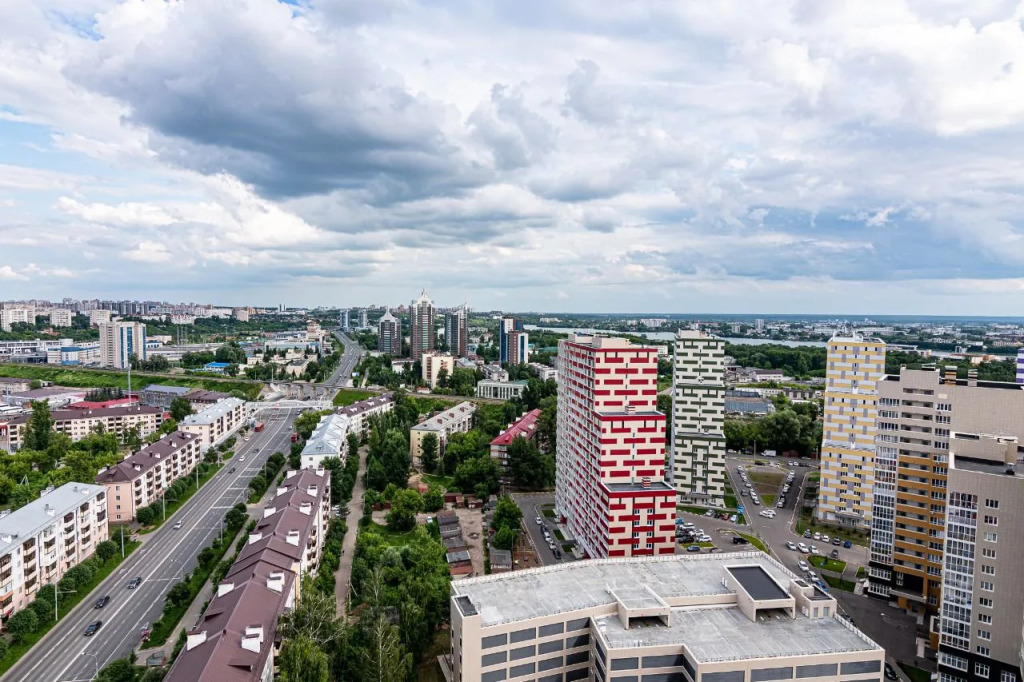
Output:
[
  {"xmin": 2, "ymin": 411, "xmax": 299, "ymax": 682},
  {"xmin": 327, "ymin": 331, "xmax": 365, "ymax": 389}
]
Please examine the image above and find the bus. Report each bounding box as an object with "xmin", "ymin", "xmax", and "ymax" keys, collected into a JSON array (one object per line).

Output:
[{"xmin": 254, "ymin": 422, "xmax": 265, "ymax": 433}]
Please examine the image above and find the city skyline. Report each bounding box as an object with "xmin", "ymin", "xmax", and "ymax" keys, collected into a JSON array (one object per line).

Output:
[{"xmin": 3, "ymin": 3, "xmax": 1024, "ymax": 314}]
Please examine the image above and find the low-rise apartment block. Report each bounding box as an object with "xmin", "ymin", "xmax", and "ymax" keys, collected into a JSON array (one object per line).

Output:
[
  {"xmin": 0, "ymin": 482, "xmax": 109, "ymax": 618},
  {"xmin": 449, "ymin": 554, "xmax": 884, "ymax": 682},
  {"xmin": 422, "ymin": 351, "xmax": 456, "ymax": 389},
  {"xmin": 299, "ymin": 414, "xmax": 348, "ymax": 469},
  {"xmin": 96, "ymin": 431, "xmax": 203, "ymax": 523},
  {"xmin": 1, "ymin": 405, "xmax": 163, "ymax": 451},
  {"xmin": 476, "ymin": 379, "xmax": 527, "ymax": 401},
  {"xmin": 410, "ymin": 401, "xmax": 476, "ymax": 462},
  {"xmin": 180, "ymin": 397, "xmax": 246, "ymax": 451},
  {"xmin": 166, "ymin": 468, "xmax": 330, "ymax": 682},
  {"xmin": 336, "ymin": 392, "xmax": 393, "ymax": 437},
  {"xmin": 490, "ymin": 409, "xmax": 542, "ymax": 471},
  {"xmin": 139, "ymin": 384, "xmax": 192, "ymax": 408}
]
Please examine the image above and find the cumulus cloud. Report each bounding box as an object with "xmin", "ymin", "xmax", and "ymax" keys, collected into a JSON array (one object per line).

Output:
[{"xmin": 0, "ymin": 0, "xmax": 1023, "ymax": 313}]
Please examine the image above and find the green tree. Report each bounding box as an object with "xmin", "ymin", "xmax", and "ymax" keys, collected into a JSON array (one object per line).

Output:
[
  {"xmin": 166, "ymin": 581, "xmax": 192, "ymax": 609},
  {"xmin": 419, "ymin": 432, "xmax": 438, "ymax": 473},
  {"xmin": 361, "ymin": 614, "xmax": 412, "ymax": 682},
  {"xmin": 422, "ymin": 485, "xmax": 444, "ymax": 512},
  {"xmin": 453, "ymin": 456, "xmax": 501, "ymax": 497},
  {"xmin": 280, "ymin": 577, "xmax": 344, "ymax": 646},
  {"xmin": 96, "ymin": 540, "xmax": 117, "ymax": 563},
  {"xmin": 95, "ymin": 657, "xmax": 139, "ymax": 682},
  {"xmin": 23, "ymin": 400, "xmax": 54, "ymax": 451},
  {"xmin": 493, "ymin": 525, "xmax": 516, "ymax": 550},
  {"xmin": 278, "ymin": 635, "xmax": 330, "ymax": 682},
  {"xmin": 492, "ymin": 495, "xmax": 523, "ymax": 532},
  {"xmin": 506, "ymin": 436, "xmax": 553, "ymax": 490},
  {"xmin": 136, "ymin": 506, "xmax": 155, "ymax": 526},
  {"xmin": 169, "ymin": 397, "xmax": 193, "ymax": 422},
  {"xmin": 386, "ymin": 489, "xmax": 423, "ymax": 532},
  {"xmin": 6, "ymin": 608, "xmax": 38, "ymax": 642}
]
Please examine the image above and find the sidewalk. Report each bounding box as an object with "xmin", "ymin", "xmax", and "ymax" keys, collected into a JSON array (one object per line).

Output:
[{"xmin": 335, "ymin": 445, "xmax": 368, "ymax": 616}]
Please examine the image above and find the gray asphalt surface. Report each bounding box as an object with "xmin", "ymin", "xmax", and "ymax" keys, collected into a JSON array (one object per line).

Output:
[
  {"xmin": 327, "ymin": 331, "xmax": 365, "ymax": 389},
  {"xmin": 2, "ymin": 411, "xmax": 299, "ymax": 682}
]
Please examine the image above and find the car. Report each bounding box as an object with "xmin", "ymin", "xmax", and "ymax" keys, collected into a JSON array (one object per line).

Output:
[
  {"xmin": 553, "ymin": 549, "xmax": 562, "ymax": 559},
  {"xmin": 843, "ymin": 539, "xmax": 852, "ymax": 548},
  {"xmin": 832, "ymin": 537, "xmax": 842, "ymax": 545},
  {"xmin": 785, "ymin": 541, "xmax": 797, "ymax": 551},
  {"xmin": 94, "ymin": 595, "xmax": 110, "ymax": 609},
  {"xmin": 830, "ymin": 549, "xmax": 840, "ymax": 559},
  {"xmin": 729, "ymin": 514, "xmax": 737, "ymax": 523},
  {"xmin": 803, "ymin": 530, "xmax": 812, "ymax": 538},
  {"xmin": 229, "ymin": 467, "xmax": 236, "ymax": 473},
  {"xmin": 84, "ymin": 620, "xmax": 103, "ymax": 636},
  {"xmin": 884, "ymin": 663, "xmax": 898, "ymax": 680},
  {"xmin": 128, "ymin": 577, "xmax": 142, "ymax": 589},
  {"xmin": 789, "ymin": 461, "xmax": 798, "ymax": 466},
  {"xmin": 813, "ymin": 532, "xmax": 821, "ymax": 541},
  {"xmin": 759, "ymin": 510, "xmax": 774, "ymax": 518},
  {"xmin": 798, "ymin": 560, "xmax": 809, "ymax": 571},
  {"xmin": 697, "ymin": 535, "xmax": 712, "ymax": 543},
  {"xmin": 752, "ymin": 497, "xmax": 761, "ymax": 506},
  {"xmin": 745, "ymin": 482, "xmax": 753, "ymax": 488},
  {"xmin": 680, "ymin": 521, "xmax": 695, "ymax": 529},
  {"xmin": 807, "ymin": 571, "xmax": 818, "ymax": 581},
  {"xmin": 821, "ymin": 534, "xmax": 830, "ymax": 543},
  {"xmin": 548, "ymin": 541, "xmax": 556, "ymax": 550},
  {"xmin": 705, "ymin": 510, "xmax": 714, "ymax": 517},
  {"xmin": 810, "ymin": 545, "xmax": 820, "ymax": 554},
  {"xmin": 783, "ymin": 485, "xmax": 791, "ymax": 493},
  {"xmin": 239, "ymin": 456, "xmax": 245, "ymax": 462},
  {"xmin": 740, "ymin": 490, "xmax": 748, "ymax": 497},
  {"xmin": 732, "ymin": 536, "xmax": 749, "ymax": 545},
  {"xmin": 536, "ymin": 516, "xmax": 542, "ymax": 525},
  {"xmin": 776, "ymin": 501, "xmax": 784, "ymax": 508},
  {"xmin": 173, "ymin": 521, "xmax": 183, "ymax": 530},
  {"xmin": 798, "ymin": 544, "xmax": 810, "ymax": 554},
  {"xmin": 686, "ymin": 544, "xmax": 701, "ymax": 552}
]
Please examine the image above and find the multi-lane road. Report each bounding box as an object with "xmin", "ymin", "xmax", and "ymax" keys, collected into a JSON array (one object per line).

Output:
[
  {"xmin": 327, "ymin": 331, "xmax": 365, "ymax": 389},
  {"xmin": 2, "ymin": 411, "xmax": 299, "ymax": 682}
]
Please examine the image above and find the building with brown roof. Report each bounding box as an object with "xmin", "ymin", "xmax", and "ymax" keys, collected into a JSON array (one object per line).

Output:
[
  {"xmin": 165, "ymin": 467, "xmax": 331, "ymax": 682},
  {"xmin": 95, "ymin": 431, "xmax": 202, "ymax": 523},
  {"xmin": 1, "ymin": 404, "xmax": 164, "ymax": 451},
  {"xmin": 183, "ymin": 389, "xmax": 232, "ymax": 406}
]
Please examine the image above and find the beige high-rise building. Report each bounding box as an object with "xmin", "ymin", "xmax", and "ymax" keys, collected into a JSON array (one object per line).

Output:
[
  {"xmin": 48, "ymin": 308, "xmax": 73, "ymax": 328},
  {"xmin": 421, "ymin": 351, "xmax": 455, "ymax": 388},
  {"xmin": 816, "ymin": 334, "xmax": 886, "ymax": 528},
  {"xmin": 98, "ymin": 321, "xmax": 147, "ymax": 369},
  {"xmin": 669, "ymin": 330, "xmax": 727, "ymax": 507}
]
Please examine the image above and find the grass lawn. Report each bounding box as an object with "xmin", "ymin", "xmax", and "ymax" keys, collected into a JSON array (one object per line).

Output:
[
  {"xmin": 809, "ymin": 555, "xmax": 847, "ymax": 573},
  {"xmin": 697, "ymin": 541, "xmax": 715, "ymax": 548},
  {"xmin": 761, "ymin": 494, "xmax": 776, "ymax": 506},
  {"xmin": 899, "ymin": 664, "xmax": 931, "ymax": 682},
  {"xmin": 541, "ymin": 508, "xmax": 555, "ymax": 518},
  {"xmin": 795, "ymin": 509, "xmax": 870, "ymax": 546},
  {"xmin": 332, "ymin": 388, "xmax": 374, "ymax": 406},
  {"xmin": 416, "ymin": 629, "xmax": 451, "ymax": 682},
  {"xmin": 0, "ymin": 541, "xmax": 142, "ymax": 675},
  {"xmin": 679, "ymin": 505, "xmax": 708, "ymax": 515},
  {"xmin": 422, "ymin": 473, "xmax": 455, "ymax": 490},
  {"xmin": 363, "ymin": 521, "xmax": 421, "ymax": 547},
  {"xmin": 0, "ymin": 364, "xmax": 260, "ymax": 400},
  {"xmin": 553, "ymin": 528, "xmax": 565, "ymax": 542},
  {"xmin": 561, "ymin": 543, "xmax": 574, "ymax": 553},
  {"xmin": 724, "ymin": 494, "xmax": 738, "ymax": 509},
  {"xmin": 856, "ymin": 567, "xmax": 867, "ymax": 579},
  {"xmin": 822, "ymin": 574, "xmax": 857, "ymax": 592},
  {"xmin": 139, "ymin": 464, "xmax": 222, "ymax": 534},
  {"xmin": 737, "ymin": 533, "xmax": 769, "ymax": 553}
]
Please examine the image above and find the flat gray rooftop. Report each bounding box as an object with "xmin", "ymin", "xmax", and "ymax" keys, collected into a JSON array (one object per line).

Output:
[
  {"xmin": 452, "ymin": 553, "xmax": 794, "ymax": 627},
  {"xmin": 595, "ymin": 606, "xmax": 880, "ymax": 660},
  {"xmin": 727, "ymin": 566, "xmax": 789, "ymax": 601}
]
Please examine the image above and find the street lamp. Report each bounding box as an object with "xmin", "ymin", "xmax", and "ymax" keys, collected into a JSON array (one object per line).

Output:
[
  {"xmin": 54, "ymin": 583, "xmax": 76, "ymax": 621},
  {"xmin": 82, "ymin": 652, "xmax": 100, "ymax": 678}
]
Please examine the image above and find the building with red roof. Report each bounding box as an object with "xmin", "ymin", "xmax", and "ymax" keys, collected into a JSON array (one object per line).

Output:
[{"xmin": 489, "ymin": 409, "xmax": 542, "ymax": 471}]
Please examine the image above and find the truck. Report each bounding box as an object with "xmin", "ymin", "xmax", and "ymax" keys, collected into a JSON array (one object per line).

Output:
[
  {"xmin": 290, "ymin": 432, "xmax": 299, "ymax": 443},
  {"xmin": 254, "ymin": 422, "xmax": 265, "ymax": 433}
]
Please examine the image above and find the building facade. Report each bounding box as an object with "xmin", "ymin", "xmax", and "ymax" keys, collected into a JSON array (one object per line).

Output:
[
  {"xmin": 410, "ymin": 401, "xmax": 476, "ymax": 462},
  {"xmin": 490, "ymin": 409, "xmax": 542, "ymax": 471},
  {"xmin": 445, "ymin": 307, "xmax": 470, "ymax": 358},
  {"xmin": 299, "ymin": 414, "xmax": 348, "ymax": 470},
  {"xmin": 499, "ymin": 317, "xmax": 529, "ymax": 366},
  {"xmin": 377, "ymin": 309, "xmax": 402, "ymax": 356},
  {"xmin": 2, "ymin": 405, "xmax": 163, "ymax": 451},
  {"xmin": 556, "ymin": 334, "xmax": 675, "ymax": 559},
  {"xmin": 179, "ymin": 397, "xmax": 247, "ymax": 451},
  {"xmin": 449, "ymin": 553, "xmax": 884, "ymax": 682},
  {"xmin": 669, "ymin": 330, "xmax": 727, "ymax": 508},
  {"xmin": 476, "ymin": 380, "xmax": 528, "ymax": 401},
  {"xmin": 336, "ymin": 392, "xmax": 394, "ymax": 437},
  {"xmin": 410, "ymin": 290, "xmax": 435, "ymax": 361},
  {"xmin": 99, "ymin": 321, "xmax": 147, "ymax": 369},
  {"xmin": 0, "ymin": 483, "xmax": 109, "ymax": 619},
  {"xmin": 48, "ymin": 309, "xmax": 72, "ymax": 328},
  {"xmin": 422, "ymin": 351, "xmax": 456, "ymax": 389},
  {"xmin": 816, "ymin": 334, "xmax": 886, "ymax": 528},
  {"xmin": 87, "ymin": 309, "xmax": 112, "ymax": 326},
  {"xmin": 96, "ymin": 431, "xmax": 203, "ymax": 523},
  {"xmin": 139, "ymin": 384, "xmax": 192, "ymax": 408}
]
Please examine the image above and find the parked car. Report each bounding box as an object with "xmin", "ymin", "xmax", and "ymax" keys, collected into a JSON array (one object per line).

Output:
[
  {"xmin": 843, "ymin": 539, "xmax": 853, "ymax": 548},
  {"xmin": 776, "ymin": 501, "xmax": 784, "ymax": 509},
  {"xmin": 732, "ymin": 536, "xmax": 749, "ymax": 545},
  {"xmin": 798, "ymin": 543, "xmax": 810, "ymax": 553},
  {"xmin": 729, "ymin": 514, "xmax": 737, "ymax": 523},
  {"xmin": 822, "ymin": 535, "xmax": 830, "ymax": 543},
  {"xmin": 798, "ymin": 560, "xmax": 809, "ymax": 571},
  {"xmin": 832, "ymin": 537, "xmax": 842, "ymax": 546},
  {"xmin": 813, "ymin": 532, "xmax": 821, "ymax": 541},
  {"xmin": 810, "ymin": 545, "xmax": 820, "ymax": 554},
  {"xmin": 803, "ymin": 530, "xmax": 812, "ymax": 538},
  {"xmin": 535, "ymin": 516, "xmax": 542, "ymax": 525},
  {"xmin": 94, "ymin": 596, "xmax": 110, "ymax": 609},
  {"xmin": 830, "ymin": 549, "xmax": 840, "ymax": 559},
  {"xmin": 128, "ymin": 577, "xmax": 142, "ymax": 589},
  {"xmin": 740, "ymin": 490, "xmax": 748, "ymax": 497},
  {"xmin": 705, "ymin": 510, "xmax": 714, "ymax": 517},
  {"xmin": 785, "ymin": 541, "xmax": 797, "ymax": 551},
  {"xmin": 686, "ymin": 544, "xmax": 702, "ymax": 552},
  {"xmin": 752, "ymin": 498, "xmax": 761, "ymax": 506},
  {"xmin": 884, "ymin": 663, "xmax": 898, "ymax": 680},
  {"xmin": 84, "ymin": 621, "xmax": 103, "ymax": 636}
]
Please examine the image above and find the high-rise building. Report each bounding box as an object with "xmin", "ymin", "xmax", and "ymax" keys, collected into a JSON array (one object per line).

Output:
[
  {"xmin": 48, "ymin": 308, "xmax": 73, "ymax": 328},
  {"xmin": 755, "ymin": 318, "xmax": 765, "ymax": 332},
  {"xmin": 377, "ymin": 309, "xmax": 402, "ymax": 356},
  {"xmin": 359, "ymin": 308, "xmax": 368, "ymax": 328},
  {"xmin": 421, "ymin": 351, "xmax": 456, "ymax": 388},
  {"xmin": 499, "ymin": 316, "xmax": 529, "ymax": 365},
  {"xmin": 669, "ymin": 330, "xmax": 727, "ymax": 507},
  {"xmin": 556, "ymin": 334, "xmax": 675, "ymax": 559},
  {"xmin": 1016, "ymin": 347, "xmax": 1024, "ymax": 384},
  {"xmin": 867, "ymin": 366, "xmax": 1024, "ymax": 644},
  {"xmin": 936, "ymin": 452, "xmax": 1024, "ymax": 682},
  {"xmin": 339, "ymin": 309, "xmax": 350, "ymax": 330},
  {"xmin": 0, "ymin": 305, "xmax": 34, "ymax": 332},
  {"xmin": 409, "ymin": 290, "xmax": 435, "ymax": 361},
  {"xmin": 444, "ymin": 306, "xmax": 469, "ymax": 358},
  {"xmin": 99, "ymin": 321, "xmax": 147, "ymax": 369},
  {"xmin": 816, "ymin": 333, "xmax": 886, "ymax": 528}
]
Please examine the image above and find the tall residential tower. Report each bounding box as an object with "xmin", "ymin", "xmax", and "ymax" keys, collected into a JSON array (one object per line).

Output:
[
  {"xmin": 669, "ymin": 330, "xmax": 727, "ymax": 507},
  {"xmin": 409, "ymin": 290, "xmax": 435, "ymax": 361},
  {"xmin": 444, "ymin": 306, "xmax": 469, "ymax": 358},
  {"xmin": 498, "ymin": 316, "xmax": 529, "ymax": 365},
  {"xmin": 377, "ymin": 310, "xmax": 402, "ymax": 356},
  {"xmin": 555, "ymin": 334, "xmax": 675, "ymax": 559},
  {"xmin": 99, "ymin": 321, "xmax": 147, "ymax": 369},
  {"xmin": 816, "ymin": 333, "xmax": 886, "ymax": 528}
]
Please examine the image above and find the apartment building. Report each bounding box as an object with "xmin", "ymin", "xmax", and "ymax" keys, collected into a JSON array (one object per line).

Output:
[
  {"xmin": 410, "ymin": 290, "xmax": 435, "ymax": 361},
  {"xmin": 555, "ymin": 334, "xmax": 675, "ymax": 559},
  {"xmin": 139, "ymin": 384, "xmax": 192, "ymax": 409},
  {"xmin": 816, "ymin": 334, "xmax": 887, "ymax": 528},
  {"xmin": 48, "ymin": 309, "xmax": 72, "ymax": 328},
  {"xmin": 99, "ymin": 321, "xmax": 147, "ymax": 369},
  {"xmin": 0, "ymin": 482, "xmax": 109, "ymax": 618},
  {"xmin": 87, "ymin": 309, "xmax": 112, "ymax": 326},
  {"xmin": 166, "ymin": 468, "xmax": 330, "ymax": 682},
  {"xmin": 409, "ymin": 401, "xmax": 476, "ymax": 462},
  {"xmin": 449, "ymin": 553, "xmax": 884, "ymax": 682},
  {"xmin": 0, "ymin": 306, "xmax": 34, "ymax": 333},
  {"xmin": 377, "ymin": 309, "xmax": 402, "ymax": 356},
  {"xmin": 422, "ymin": 351, "xmax": 456, "ymax": 389},
  {"xmin": 669, "ymin": 330, "xmax": 727, "ymax": 508},
  {"xmin": 445, "ymin": 306, "xmax": 470, "ymax": 358},
  {"xmin": 476, "ymin": 380, "xmax": 528, "ymax": 401},
  {"xmin": 96, "ymin": 431, "xmax": 203, "ymax": 523},
  {"xmin": 2, "ymin": 405, "xmax": 163, "ymax": 451},
  {"xmin": 1017, "ymin": 348, "xmax": 1024, "ymax": 384},
  {"xmin": 937, "ymin": 454, "xmax": 1024, "ymax": 682},
  {"xmin": 490, "ymin": 409, "xmax": 542, "ymax": 471},
  {"xmin": 499, "ymin": 317, "xmax": 530, "ymax": 366},
  {"xmin": 180, "ymin": 397, "xmax": 246, "ymax": 451},
  {"xmin": 299, "ymin": 414, "xmax": 349, "ymax": 470},
  {"xmin": 336, "ymin": 392, "xmax": 393, "ymax": 437}
]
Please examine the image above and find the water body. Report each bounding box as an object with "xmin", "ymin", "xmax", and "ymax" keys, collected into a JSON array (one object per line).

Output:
[{"xmin": 525, "ymin": 326, "xmax": 827, "ymax": 348}]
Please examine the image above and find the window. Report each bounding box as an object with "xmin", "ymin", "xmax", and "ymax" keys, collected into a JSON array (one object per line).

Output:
[
  {"xmin": 977, "ymin": 614, "xmax": 992, "ymax": 624},
  {"xmin": 976, "ymin": 663, "xmax": 990, "ymax": 678},
  {"xmin": 937, "ymin": 403, "xmax": 951, "ymax": 412},
  {"xmin": 1001, "ymin": 672, "xmax": 1016, "ymax": 682},
  {"xmin": 982, "ymin": 548, "xmax": 996, "ymax": 559},
  {"xmin": 483, "ymin": 652, "xmax": 507, "ymax": 667},
  {"xmin": 981, "ymin": 565, "xmax": 995, "ymax": 575},
  {"xmin": 984, "ymin": 532, "xmax": 998, "ymax": 543},
  {"xmin": 979, "ymin": 598, "xmax": 993, "ymax": 608},
  {"xmin": 977, "ymin": 646, "xmax": 990, "ymax": 657},
  {"xmin": 978, "ymin": 630, "xmax": 991, "ymax": 641},
  {"xmin": 981, "ymin": 581, "xmax": 994, "ymax": 591},
  {"xmin": 983, "ymin": 515, "xmax": 998, "ymax": 526},
  {"xmin": 751, "ymin": 668, "xmax": 794, "ymax": 682},
  {"xmin": 795, "ymin": 664, "xmax": 838, "ymax": 678},
  {"xmin": 509, "ymin": 646, "xmax": 535, "ymax": 661},
  {"xmin": 984, "ymin": 499, "xmax": 999, "ymax": 509},
  {"xmin": 510, "ymin": 628, "xmax": 536, "ymax": 644}
]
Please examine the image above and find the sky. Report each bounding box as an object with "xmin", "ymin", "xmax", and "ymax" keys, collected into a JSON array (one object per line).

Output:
[{"xmin": 3, "ymin": 1, "xmax": 1024, "ymax": 314}]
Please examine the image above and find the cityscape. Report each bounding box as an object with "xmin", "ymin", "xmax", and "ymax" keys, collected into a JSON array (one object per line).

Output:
[{"xmin": 3, "ymin": 3, "xmax": 1024, "ymax": 682}]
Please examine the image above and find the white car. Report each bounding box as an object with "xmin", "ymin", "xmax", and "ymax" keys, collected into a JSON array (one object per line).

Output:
[
  {"xmin": 759, "ymin": 510, "xmax": 776, "ymax": 518},
  {"xmin": 798, "ymin": 560, "xmax": 809, "ymax": 571},
  {"xmin": 786, "ymin": 541, "xmax": 797, "ymax": 551},
  {"xmin": 776, "ymin": 501, "xmax": 784, "ymax": 508},
  {"xmin": 752, "ymin": 498, "xmax": 762, "ymax": 506},
  {"xmin": 798, "ymin": 543, "xmax": 810, "ymax": 553},
  {"xmin": 810, "ymin": 545, "xmax": 820, "ymax": 554},
  {"xmin": 680, "ymin": 522, "xmax": 695, "ymax": 530},
  {"xmin": 536, "ymin": 516, "xmax": 542, "ymax": 525},
  {"xmin": 822, "ymin": 535, "xmax": 830, "ymax": 543},
  {"xmin": 813, "ymin": 532, "xmax": 821, "ymax": 541},
  {"xmin": 698, "ymin": 535, "xmax": 712, "ymax": 543}
]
